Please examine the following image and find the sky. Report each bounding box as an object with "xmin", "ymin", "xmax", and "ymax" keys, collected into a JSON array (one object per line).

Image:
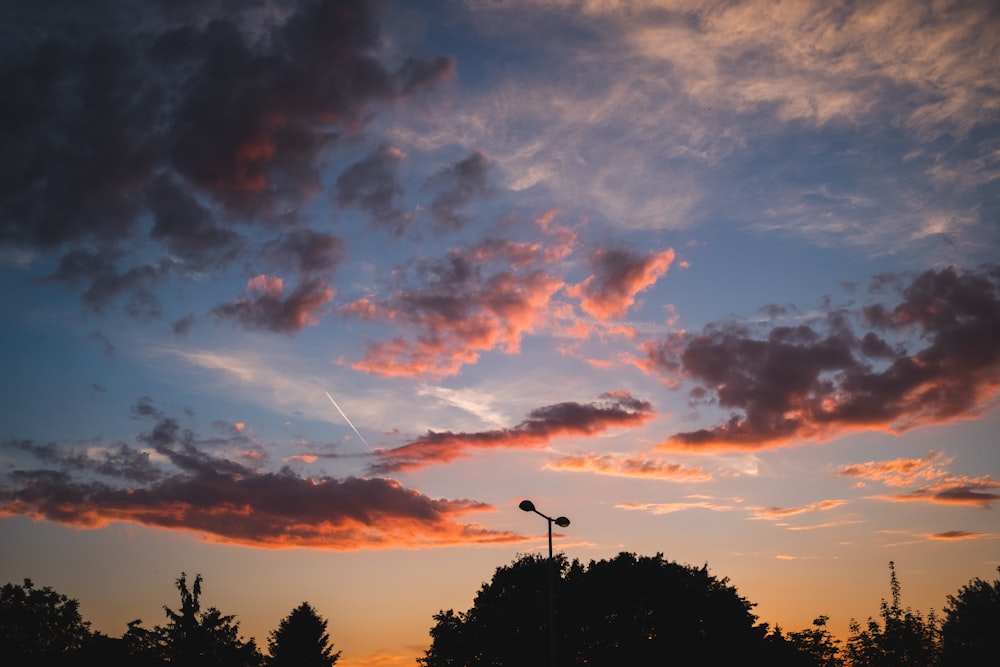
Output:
[{"xmin": 1, "ymin": 0, "xmax": 998, "ymax": 664}]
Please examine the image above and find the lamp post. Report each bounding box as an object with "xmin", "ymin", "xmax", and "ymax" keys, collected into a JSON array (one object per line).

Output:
[{"xmin": 519, "ymin": 499, "xmax": 570, "ymax": 667}]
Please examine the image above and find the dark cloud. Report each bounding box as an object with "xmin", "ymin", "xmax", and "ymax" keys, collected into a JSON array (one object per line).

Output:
[
  {"xmin": 369, "ymin": 391, "xmax": 654, "ymax": 474},
  {"xmin": 6, "ymin": 438, "xmax": 163, "ymax": 484},
  {"xmin": 1, "ymin": 0, "xmax": 453, "ymax": 313},
  {"xmin": 424, "ymin": 151, "xmax": 493, "ymax": 230},
  {"xmin": 650, "ymin": 266, "xmax": 1000, "ymax": 450},
  {"xmin": 171, "ymin": 314, "xmax": 196, "ymax": 336},
  {"xmin": 211, "ymin": 275, "xmax": 334, "ymax": 333},
  {"xmin": 261, "ymin": 229, "xmax": 345, "ymax": 275},
  {"xmin": 336, "ymin": 145, "xmax": 408, "ymax": 233},
  {"xmin": 146, "ymin": 173, "xmax": 242, "ymax": 268},
  {"xmin": 43, "ymin": 249, "xmax": 168, "ymax": 315},
  {"xmin": 0, "ymin": 409, "xmax": 522, "ymax": 550}
]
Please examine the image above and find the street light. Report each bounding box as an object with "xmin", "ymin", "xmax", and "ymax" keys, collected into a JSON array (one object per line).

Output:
[{"xmin": 519, "ymin": 499, "xmax": 570, "ymax": 667}]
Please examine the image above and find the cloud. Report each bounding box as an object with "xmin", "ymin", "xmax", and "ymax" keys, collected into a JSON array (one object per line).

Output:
[
  {"xmin": 369, "ymin": 392, "xmax": 654, "ymax": 474},
  {"xmin": 1, "ymin": 0, "xmax": 452, "ymax": 309},
  {"xmin": 749, "ymin": 499, "xmax": 847, "ymax": 520},
  {"xmin": 345, "ymin": 238, "xmax": 567, "ymax": 377},
  {"xmin": 567, "ymin": 247, "xmax": 675, "ymax": 321},
  {"xmin": 213, "ymin": 275, "xmax": 334, "ymax": 333},
  {"xmin": 837, "ymin": 451, "xmax": 953, "ymax": 487},
  {"xmin": 423, "ymin": 151, "xmax": 494, "ymax": 230},
  {"xmin": 545, "ymin": 453, "xmax": 711, "ymax": 482},
  {"xmin": 651, "ymin": 266, "xmax": 1000, "ymax": 450},
  {"xmin": 929, "ymin": 530, "xmax": 992, "ymax": 541},
  {"xmin": 336, "ymin": 145, "xmax": 409, "ymax": 234},
  {"xmin": 261, "ymin": 229, "xmax": 346, "ymax": 276},
  {"xmin": 871, "ymin": 477, "xmax": 1000, "ymax": 509},
  {"xmin": 616, "ymin": 498, "xmax": 738, "ymax": 515},
  {"xmin": 0, "ymin": 416, "xmax": 521, "ymax": 550}
]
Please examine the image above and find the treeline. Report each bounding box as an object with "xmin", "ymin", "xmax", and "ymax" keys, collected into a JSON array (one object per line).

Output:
[
  {"xmin": 2, "ymin": 555, "xmax": 998, "ymax": 666},
  {"xmin": 0, "ymin": 573, "xmax": 338, "ymax": 667},
  {"xmin": 419, "ymin": 554, "xmax": 999, "ymax": 667}
]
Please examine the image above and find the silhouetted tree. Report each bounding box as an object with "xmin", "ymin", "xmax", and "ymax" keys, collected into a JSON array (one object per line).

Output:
[
  {"xmin": 0, "ymin": 578, "xmax": 93, "ymax": 663},
  {"xmin": 154, "ymin": 572, "xmax": 263, "ymax": 667},
  {"xmin": 267, "ymin": 602, "xmax": 340, "ymax": 667},
  {"xmin": 419, "ymin": 551, "xmax": 811, "ymax": 667},
  {"xmin": 784, "ymin": 615, "xmax": 843, "ymax": 667},
  {"xmin": 939, "ymin": 566, "xmax": 1000, "ymax": 666},
  {"xmin": 844, "ymin": 561, "xmax": 940, "ymax": 666}
]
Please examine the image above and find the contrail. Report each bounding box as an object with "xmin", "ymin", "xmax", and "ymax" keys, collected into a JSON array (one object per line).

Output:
[{"xmin": 324, "ymin": 391, "xmax": 372, "ymax": 451}]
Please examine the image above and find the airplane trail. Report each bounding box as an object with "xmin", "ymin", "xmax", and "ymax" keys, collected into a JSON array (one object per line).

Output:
[{"xmin": 324, "ymin": 391, "xmax": 373, "ymax": 451}]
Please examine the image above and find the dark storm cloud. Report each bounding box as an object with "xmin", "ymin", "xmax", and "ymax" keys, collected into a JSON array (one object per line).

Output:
[
  {"xmin": 0, "ymin": 0, "xmax": 453, "ymax": 313},
  {"xmin": 369, "ymin": 391, "xmax": 655, "ymax": 474},
  {"xmin": 424, "ymin": 151, "xmax": 493, "ymax": 230},
  {"xmin": 649, "ymin": 266, "xmax": 1000, "ymax": 450},
  {"xmin": 0, "ymin": 408, "xmax": 523, "ymax": 550}
]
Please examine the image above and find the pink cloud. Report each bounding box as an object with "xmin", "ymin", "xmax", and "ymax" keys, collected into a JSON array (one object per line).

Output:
[{"xmin": 567, "ymin": 247, "xmax": 675, "ymax": 321}]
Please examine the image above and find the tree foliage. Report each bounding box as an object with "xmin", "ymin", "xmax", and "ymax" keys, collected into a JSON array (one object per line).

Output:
[
  {"xmin": 844, "ymin": 561, "xmax": 940, "ymax": 667},
  {"xmin": 268, "ymin": 601, "xmax": 340, "ymax": 667},
  {"xmin": 420, "ymin": 551, "xmax": 805, "ymax": 667},
  {"xmin": 0, "ymin": 578, "xmax": 92, "ymax": 662},
  {"xmin": 784, "ymin": 615, "xmax": 843, "ymax": 667},
  {"xmin": 940, "ymin": 566, "xmax": 1000, "ymax": 666}
]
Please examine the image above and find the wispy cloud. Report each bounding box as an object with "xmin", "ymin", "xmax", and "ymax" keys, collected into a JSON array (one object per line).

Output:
[
  {"xmin": 749, "ymin": 499, "xmax": 848, "ymax": 520},
  {"xmin": 836, "ymin": 450, "xmax": 1000, "ymax": 509},
  {"xmin": 837, "ymin": 451, "xmax": 953, "ymax": 487},
  {"xmin": 617, "ymin": 496, "xmax": 740, "ymax": 515},
  {"xmin": 546, "ymin": 453, "xmax": 711, "ymax": 481}
]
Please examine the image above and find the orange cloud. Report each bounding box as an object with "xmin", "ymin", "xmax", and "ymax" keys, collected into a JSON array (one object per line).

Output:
[
  {"xmin": 370, "ymin": 392, "xmax": 654, "ymax": 474},
  {"xmin": 835, "ymin": 450, "xmax": 1000, "ymax": 509},
  {"xmin": 0, "ymin": 461, "xmax": 523, "ymax": 551},
  {"xmin": 836, "ymin": 451, "xmax": 952, "ymax": 487},
  {"xmin": 870, "ymin": 476, "xmax": 1000, "ymax": 508},
  {"xmin": 546, "ymin": 453, "xmax": 711, "ymax": 482},
  {"xmin": 928, "ymin": 531, "xmax": 992, "ymax": 541},
  {"xmin": 567, "ymin": 247, "xmax": 675, "ymax": 321},
  {"xmin": 0, "ymin": 413, "xmax": 529, "ymax": 550},
  {"xmin": 749, "ymin": 499, "xmax": 847, "ymax": 520}
]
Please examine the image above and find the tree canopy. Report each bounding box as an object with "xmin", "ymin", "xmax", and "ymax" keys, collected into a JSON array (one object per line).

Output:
[
  {"xmin": 0, "ymin": 578, "xmax": 92, "ymax": 662},
  {"xmin": 420, "ymin": 551, "xmax": 785, "ymax": 667},
  {"xmin": 940, "ymin": 566, "xmax": 1000, "ymax": 666},
  {"xmin": 268, "ymin": 601, "xmax": 340, "ymax": 667}
]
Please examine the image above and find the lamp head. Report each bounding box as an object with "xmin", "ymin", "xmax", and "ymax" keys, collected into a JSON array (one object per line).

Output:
[
  {"xmin": 518, "ymin": 500, "xmax": 536, "ymax": 512},
  {"xmin": 554, "ymin": 516, "xmax": 570, "ymax": 528}
]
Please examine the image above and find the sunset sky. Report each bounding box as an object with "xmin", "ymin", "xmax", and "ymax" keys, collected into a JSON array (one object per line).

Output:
[{"xmin": 2, "ymin": 0, "xmax": 999, "ymax": 664}]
